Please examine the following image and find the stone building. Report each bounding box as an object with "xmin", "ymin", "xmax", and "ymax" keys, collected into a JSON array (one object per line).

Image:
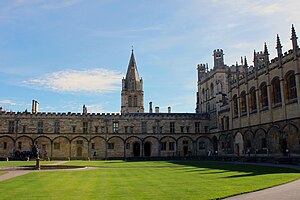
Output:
[{"xmin": 0, "ymin": 26, "xmax": 299, "ymax": 159}]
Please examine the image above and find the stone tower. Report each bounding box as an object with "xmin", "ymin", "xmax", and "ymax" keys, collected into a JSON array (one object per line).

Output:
[
  {"xmin": 121, "ymin": 50, "xmax": 144, "ymax": 113},
  {"xmin": 213, "ymin": 49, "xmax": 224, "ymax": 69}
]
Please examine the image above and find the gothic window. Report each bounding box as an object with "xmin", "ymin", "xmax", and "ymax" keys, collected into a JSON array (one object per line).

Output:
[
  {"xmin": 233, "ymin": 95, "xmax": 238, "ymax": 117},
  {"xmin": 260, "ymin": 82, "xmax": 268, "ymax": 109},
  {"xmin": 169, "ymin": 142, "xmax": 175, "ymax": 151},
  {"xmin": 8, "ymin": 121, "xmax": 14, "ymax": 133},
  {"xmin": 108, "ymin": 143, "xmax": 114, "ymax": 149},
  {"xmin": 125, "ymin": 126, "xmax": 128, "ymax": 134},
  {"xmin": 141, "ymin": 121, "xmax": 147, "ymax": 134},
  {"xmin": 180, "ymin": 126, "xmax": 184, "ymax": 133},
  {"xmin": 195, "ymin": 122, "xmax": 200, "ymax": 133},
  {"xmin": 128, "ymin": 96, "xmax": 132, "ymax": 107},
  {"xmin": 210, "ymin": 83, "xmax": 214, "ymax": 97},
  {"xmin": 82, "ymin": 122, "xmax": 88, "ymax": 133},
  {"xmin": 134, "ymin": 96, "xmax": 137, "ymax": 107},
  {"xmin": 186, "ymin": 126, "xmax": 190, "ymax": 133},
  {"xmin": 286, "ymin": 71, "xmax": 297, "ymax": 101},
  {"xmin": 22, "ymin": 125, "xmax": 26, "ymax": 133},
  {"xmin": 161, "ymin": 142, "xmax": 167, "ymax": 151},
  {"xmin": 199, "ymin": 142, "xmax": 205, "ymax": 150},
  {"xmin": 249, "ymin": 87, "xmax": 257, "ymax": 112},
  {"xmin": 3, "ymin": 142, "xmax": 7, "ymax": 150},
  {"xmin": 95, "ymin": 126, "xmax": 99, "ymax": 133},
  {"xmin": 170, "ymin": 122, "xmax": 175, "ymax": 133},
  {"xmin": 37, "ymin": 121, "xmax": 44, "ymax": 134},
  {"xmin": 202, "ymin": 88, "xmax": 205, "ymax": 102},
  {"xmin": 240, "ymin": 91, "xmax": 247, "ymax": 114},
  {"xmin": 113, "ymin": 122, "xmax": 119, "ymax": 133},
  {"xmin": 54, "ymin": 121, "xmax": 60, "ymax": 134},
  {"xmin": 72, "ymin": 126, "xmax": 76, "ymax": 133},
  {"xmin": 271, "ymin": 77, "xmax": 282, "ymax": 105}
]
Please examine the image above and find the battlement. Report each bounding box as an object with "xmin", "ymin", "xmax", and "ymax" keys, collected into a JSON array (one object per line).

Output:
[{"xmin": 213, "ymin": 49, "xmax": 223, "ymax": 54}]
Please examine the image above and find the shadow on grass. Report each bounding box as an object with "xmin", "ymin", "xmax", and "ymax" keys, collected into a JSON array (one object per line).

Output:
[{"xmin": 167, "ymin": 160, "xmax": 300, "ymax": 178}]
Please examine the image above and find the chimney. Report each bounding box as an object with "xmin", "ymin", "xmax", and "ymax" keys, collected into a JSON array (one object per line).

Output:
[
  {"xmin": 149, "ymin": 102, "xmax": 153, "ymax": 113},
  {"xmin": 155, "ymin": 107, "xmax": 159, "ymax": 113},
  {"xmin": 32, "ymin": 100, "xmax": 39, "ymax": 113},
  {"xmin": 168, "ymin": 106, "xmax": 171, "ymax": 113}
]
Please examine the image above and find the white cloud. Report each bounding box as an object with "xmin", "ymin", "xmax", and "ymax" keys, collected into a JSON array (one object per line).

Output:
[
  {"xmin": 0, "ymin": 100, "xmax": 17, "ymax": 106},
  {"xmin": 23, "ymin": 68, "xmax": 123, "ymax": 94}
]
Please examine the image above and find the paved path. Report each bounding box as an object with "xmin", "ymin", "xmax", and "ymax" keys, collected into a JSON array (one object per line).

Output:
[{"xmin": 224, "ymin": 162, "xmax": 300, "ymax": 200}]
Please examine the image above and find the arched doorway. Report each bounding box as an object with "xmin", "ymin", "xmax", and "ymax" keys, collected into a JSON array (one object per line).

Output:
[
  {"xmin": 144, "ymin": 142, "xmax": 151, "ymax": 157},
  {"xmin": 281, "ymin": 138, "xmax": 288, "ymax": 156},
  {"xmin": 77, "ymin": 147, "xmax": 82, "ymax": 157},
  {"xmin": 133, "ymin": 142, "xmax": 140, "ymax": 157},
  {"xmin": 212, "ymin": 136, "xmax": 218, "ymax": 154}
]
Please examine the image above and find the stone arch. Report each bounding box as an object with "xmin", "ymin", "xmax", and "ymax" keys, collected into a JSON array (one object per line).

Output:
[
  {"xmin": 143, "ymin": 136, "xmax": 159, "ymax": 157},
  {"xmin": 234, "ymin": 132, "xmax": 243, "ymax": 156},
  {"xmin": 52, "ymin": 136, "xmax": 71, "ymax": 159},
  {"xmin": 70, "ymin": 136, "xmax": 89, "ymax": 158},
  {"xmin": 243, "ymin": 130, "xmax": 254, "ymax": 152},
  {"xmin": 0, "ymin": 136, "xmax": 15, "ymax": 157},
  {"xmin": 267, "ymin": 126, "xmax": 281, "ymax": 154},
  {"xmin": 89, "ymin": 136, "xmax": 106, "ymax": 159},
  {"xmin": 254, "ymin": 128, "xmax": 267, "ymax": 154},
  {"xmin": 160, "ymin": 136, "xmax": 176, "ymax": 157},
  {"xmin": 177, "ymin": 136, "xmax": 194, "ymax": 157},
  {"xmin": 282, "ymin": 123, "xmax": 299, "ymax": 153},
  {"xmin": 195, "ymin": 136, "xmax": 212, "ymax": 156},
  {"xmin": 34, "ymin": 136, "xmax": 52, "ymax": 159},
  {"xmin": 107, "ymin": 136, "xmax": 124, "ymax": 158},
  {"xmin": 125, "ymin": 136, "xmax": 142, "ymax": 158}
]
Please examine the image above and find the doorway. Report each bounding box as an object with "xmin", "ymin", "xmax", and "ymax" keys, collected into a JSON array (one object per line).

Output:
[
  {"xmin": 183, "ymin": 146, "xmax": 188, "ymax": 156},
  {"xmin": 144, "ymin": 142, "xmax": 151, "ymax": 157},
  {"xmin": 133, "ymin": 142, "xmax": 140, "ymax": 157}
]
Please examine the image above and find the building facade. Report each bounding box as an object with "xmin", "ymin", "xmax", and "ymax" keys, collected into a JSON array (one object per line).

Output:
[{"xmin": 0, "ymin": 26, "xmax": 300, "ymax": 159}]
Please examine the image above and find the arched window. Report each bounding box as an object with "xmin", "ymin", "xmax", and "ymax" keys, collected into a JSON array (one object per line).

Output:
[
  {"xmin": 260, "ymin": 82, "xmax": 268, "ymax": 109},
  {"xmin": 210, "ymin": 83, "xmax": 214, "ymax": 98},
  {"xmin": 233, "ymin": 94, "xmax": 238, "ymax": 117},
  {"xmin": 286, "ymin": 71, "xmax": 297, "ymax": 100},
  {"xmin": 202, "ymin": 88, "xmax": 205, "ymax": 101},
  {"xmin": 240, "ymin": 91, "xmax": 247, "ymax": 114},
  {"xmin": 128, "ymin": 96, "xmax": 132, "ymax": 107},
  {"xmin": 271, "ymin": 77, "xmax": 282, "ymax": 105},
  {"xmin": 249, "ymin": 87, "xmax": 257, "ymax": 112},
  {"xmin": 133, "ymin": 96, "xmax": 137, "ymax": 106}
]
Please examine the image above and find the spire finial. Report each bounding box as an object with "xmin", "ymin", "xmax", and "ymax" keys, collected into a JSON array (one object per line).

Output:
[
  {"xmin": 244, "ymin": 56, "xmax": 248, "ymax": 67},
  {"xmin": 276, "ymin": 34, "xmax": 282, "ymax": 49},
  {"xmin": 291, "ymin": 24, "xmax": 298, "ymax": 39},
  {"xmin": 131, "ymin": 46, "xmax": 134, "ymax": 52},
  {"xmin": 264, "ymin": 42, "xmax": 269, "ymax": 55}
]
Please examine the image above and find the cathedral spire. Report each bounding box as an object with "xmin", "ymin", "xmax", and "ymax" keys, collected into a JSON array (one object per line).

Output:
[{"xmin": 125, "ymin": 49, "xmax": 141, "ymax": 83}]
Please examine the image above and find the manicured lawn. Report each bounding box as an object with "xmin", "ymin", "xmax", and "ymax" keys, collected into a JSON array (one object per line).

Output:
[
  {"xmin": 0, "ymin": 161, "xmax": 56, "ymax": 167},
  {"xmin": 0, "ymin": 160, "xmax": 299, "ymax": 200}
]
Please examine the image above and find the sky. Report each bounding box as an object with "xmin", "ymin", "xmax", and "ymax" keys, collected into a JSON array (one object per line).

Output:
[{"xmin": 0, "ymin": 0, "xmax": 299, "ymax": 114}]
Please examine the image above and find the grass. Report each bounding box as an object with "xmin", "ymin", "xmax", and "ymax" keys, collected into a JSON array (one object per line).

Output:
[
  {"xmin": 0, "ymin": 161, "xmax": 56, "ymax": 167},
  {"xmin": 0, "ymin": 160, "xmax": 299, "ymax": 200}
]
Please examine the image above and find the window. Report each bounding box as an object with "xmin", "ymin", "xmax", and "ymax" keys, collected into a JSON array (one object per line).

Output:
[
  {"xmin": 113, "ymin": 122, "xmax": 119, "ymax": 133},
  {"xmin": 210, "ymin": 83, "xmax": 214, "ymax": 98},
  {"xmin": 141, "ymin": 121, "xmax": 147, "ymax": 134},
  {"xmin": 91, "ymin": 143, "xmax": 95, "ymax": 149},
  {"xmin": 42, "ymin": 144, "xmax": 46, "ymax": 151},
  {"xmin": 180, "ymin": 126, "xmax": 184, "ymax": 133},
  {"xmin": 286, "ymin": 72, "xmax": 297, "ymax": 100},
  {"xmin": 95, "ymin": 126, "xmax": 99, "ymax": 133},
  {"xmin": 159, "ymin": 126, "xmax": 163, "ymax": 134},
  {"xmin": 249, "ymin": 87, "xmax": 257, "ymax": 112},
  {"xmin": 161, "ymin": 142, "xmax": 167, "ymax": 151},
  {"xmin": 130, "ymin": 126, "xmax": 134, "ymax": 134},
  {"xmin": 77, "ymin": 140, "xmax": 83, "ymax": 145},
  {"xmin": 260, "ymin": 82, "xmax": 268, "ymax": 108},
  {"xmin": 8, "ymin": 121, "xmax": 14, "ymax": 133},
  {"xmin": 126, "ymin": 143, "xmax": 130, "ymax": 149},
  {"xmin": 3, "ymin": 142, "xmax": 7, "ymax": 150},
  {"xmin": 54, "ymin": 142, "xmax": 60, "ymax": 150},
  {"xmin": 240, "ymin": 91, "xmax": 247, "ymax": 114},
  {"xmin": 108, "ymin": 143, "xmax": 114, "ymax": 149},
  {"xmin": 54, "ymin": 121, "xmax": 60, "ymax": 133},
  {"xmin": 170, "ymin": 122, "xmax": 175, "ymax": 133},
  {"xmin": 101, "ymin": 126, "xmax": 105, "ymax": 133},
  {"xmin": 195, "ymin": 122, "xmax": 200, "ymax": 133},
  {"xmin": 22, "ymin": 125, "xmax": 26, "ymax": 133},
  {"xmin": 83, "ymin": 122, "xmax": 88, "ymax": 133},
  {"xmin": 272, "ymin": 77, "xmax": 282, "ymax": 105},
  {"xmin": 233, "ymin": 95, "xmax": 238, "ymax": 117},
  {"xmin": 199, "ymin": 142, "xmax": 205, "ymax": 150},
  {"xmin": 125, "ymin": 126, "xmax": 128, "ymax": 134},
  {"xmin": 183, "ymin": 140, "xmax": 188, "ymax": 145},
  {"xmin": 37, "ymin": 121, "xmax": 43, "ymax": 134},
  {"xmin": 18, "ymin": 142, "xmax": 22, "ymax": 149},
  {"xmin": 72, "ymin": 126, "xmax": 76, "ymax": 133},
  {"xmin": 152, "ymin": 126, "xmax": 157, "ymax": 134},
  {"xmin": 261, "ymin": 138, "xmax": 267, "ymax": 148},
  {"xmin": 186, "ymin": 126, "xmax": 190, "ymax": 133},
  {"xmin": 128, "ymin": 96, "xmax": 132, "ymax": 107},
  {"xmin": 169, "ymin": 142, "xmax": 175, "ymax": 151},
  {"xmin": 204, "ymin": 126, "xmax": 208, "ymax": 133}
]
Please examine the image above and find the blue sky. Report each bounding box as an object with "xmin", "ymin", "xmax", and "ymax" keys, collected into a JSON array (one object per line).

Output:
[{"xmin": 0, "ymin": 0, "xmax": 299, "ymax": 113}]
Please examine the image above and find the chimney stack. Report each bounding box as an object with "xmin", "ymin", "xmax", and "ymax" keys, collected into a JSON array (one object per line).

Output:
[
  {"xmin": 32, "ymin": 100, "xmax": 39, "ymax": 113},
  {"xmin": 149, "ymin": 102, "xmax": 153, "ymax": 113},
  {"xmin": 155, "ymin": 107, "xmax": 159, "ymax": 113},
  {"xmin": 168, "ymin": 106, "xmax": 171, "ymax": 113}
]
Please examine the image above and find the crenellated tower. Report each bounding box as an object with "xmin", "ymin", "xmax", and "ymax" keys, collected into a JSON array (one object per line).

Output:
[{"xmin": 121, "ymin": 50, "xmax": 144, "ymax": 113}]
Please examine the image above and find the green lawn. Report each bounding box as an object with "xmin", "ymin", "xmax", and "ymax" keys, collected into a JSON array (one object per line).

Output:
[
  {"xmin": 0, "ymin": 161, "xmax": 56, "ymax": 167},
  {"xmin": 0, "ymin": 160, "xmax": 299, "ymax": 200}
]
